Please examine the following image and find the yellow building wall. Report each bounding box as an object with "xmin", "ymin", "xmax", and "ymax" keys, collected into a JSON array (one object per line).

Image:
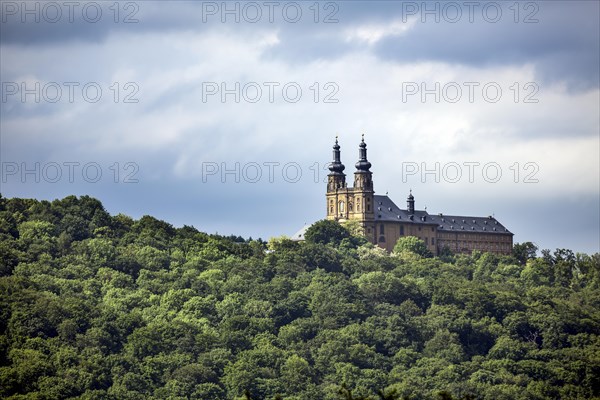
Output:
[{"xmin": 373, "ymin": 222, "xmax": 438, "ymax": 253}]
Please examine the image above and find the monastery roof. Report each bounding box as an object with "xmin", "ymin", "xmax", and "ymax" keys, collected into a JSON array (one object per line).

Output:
[
  {"xmin": 374, "ymin": 195, "xmax": 435, "ymax": 225},
  {"xmin": 434, "ymin": 214, "xmax": 512, "ymax": 235},
  {"xmin": 373, "ymin": 195, "xmax": 512, "ymax": 235}
]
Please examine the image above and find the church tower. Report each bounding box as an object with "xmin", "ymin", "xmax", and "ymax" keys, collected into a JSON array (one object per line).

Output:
[
  {"xmin": 352, "ymin": 134, "xmax": 375, "ymax": 223},
  {"xmin": 326, "ymin": 135, "xmax": 376, "ymax": 236},
  {"xmin": 326, "ymin": 137, "xmax": 350, "ymax": 220}
]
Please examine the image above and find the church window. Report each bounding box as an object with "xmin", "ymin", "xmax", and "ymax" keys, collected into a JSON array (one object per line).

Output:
[
  {"xmin": 380, "ymin": 224, "xmax": 384, "ymax": 234},
  {"xmin": 432, "ymin": 238, "xmax": 435, "ymax": 245},
  {"xmin": 400, "ymin": 226, "xmax": 404, "ymax": 235},
  {"xmin": 379, "ymin": 235, "xmax": 385, "ymax": 242}
]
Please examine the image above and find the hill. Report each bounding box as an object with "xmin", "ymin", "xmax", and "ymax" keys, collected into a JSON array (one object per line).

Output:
[{"xmin": 0, "ymin": 195, "xmax": 599, "ymax": 399}]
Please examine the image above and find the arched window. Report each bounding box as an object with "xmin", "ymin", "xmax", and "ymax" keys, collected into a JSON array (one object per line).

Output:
[
  {"xmin": 380, "ymin": 224, "xmax": 385, "ymax": 234},
  {"xmin": 379, "ymin": 235, "xmax": 386, "ymax": 243}
]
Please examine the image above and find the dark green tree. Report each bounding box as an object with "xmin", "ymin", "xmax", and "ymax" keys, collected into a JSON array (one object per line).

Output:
[
  {"xmin": 512, "ymin": 242, "xmax": 538, "ymax": 265},
  {"xmin": 393, "ymin": 236, "xmax": 433, "ymax": 258},
  {"xmin": 304, "ymin": 220, "xmax": 351, "ymax": 246}
]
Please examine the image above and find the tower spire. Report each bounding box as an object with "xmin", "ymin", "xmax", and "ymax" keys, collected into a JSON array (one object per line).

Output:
[
  {"xmin": 326, "ymin": 136, "xmax": 348, "ymax": 214},
  {"xmin": 355, "ymin": 134, "xmax": 372, "ymax": 172},
  {"xmin": 328, "ymin": 135, "xmax": 345, "ymax": 175},
  {"xmin": 407, "ymin": 189, "xmax": 415, "ymax": 214}
]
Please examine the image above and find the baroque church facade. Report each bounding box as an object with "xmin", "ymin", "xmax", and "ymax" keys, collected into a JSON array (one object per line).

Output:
[{"xmin": 325, "ymin": 137, "xmax": 513, "ymax": 255}]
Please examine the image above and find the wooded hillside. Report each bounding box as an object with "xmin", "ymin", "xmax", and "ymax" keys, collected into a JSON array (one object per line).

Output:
[{"xmin": 0, "ymin": 195, "xmax": 598, "ymax": 399}]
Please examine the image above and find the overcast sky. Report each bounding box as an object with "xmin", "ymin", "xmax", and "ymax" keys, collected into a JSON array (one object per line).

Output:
[{"xmin": 1, "ymin": 1, "xmax": 599, "ymax": 254}]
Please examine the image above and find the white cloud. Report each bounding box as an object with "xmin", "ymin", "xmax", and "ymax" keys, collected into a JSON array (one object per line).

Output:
[{"xmin": 344, "ymin": 18, "xmax": 416, "ymax": 45}]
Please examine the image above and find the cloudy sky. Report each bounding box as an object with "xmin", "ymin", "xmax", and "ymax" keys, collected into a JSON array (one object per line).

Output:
[{"xmin": 1, "ymin": 1, "xmax": 599, "ymax": 254}]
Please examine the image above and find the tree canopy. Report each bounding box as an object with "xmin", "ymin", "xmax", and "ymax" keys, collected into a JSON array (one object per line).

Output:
[
  {"xmin": 0, "ymin": 195, "xmax": 599, "ymax": 400},
  {"xmin": 392, "ymin": 236, "xmax": 433, "ymax": 258},
  {"xmin": 305, "ymin": 219, "xmax": 352, "ymax": 246}
]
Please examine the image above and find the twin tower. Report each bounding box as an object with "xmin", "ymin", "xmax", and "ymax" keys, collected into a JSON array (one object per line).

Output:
[{"xmin": 326, "ymin": 135, "xmax": 376, "ymax": 236}]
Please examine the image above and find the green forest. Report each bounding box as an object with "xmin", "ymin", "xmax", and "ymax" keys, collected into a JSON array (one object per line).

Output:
[{"xmin": 0, "ymin": 194, "xmax": 598, "ymax": 400}]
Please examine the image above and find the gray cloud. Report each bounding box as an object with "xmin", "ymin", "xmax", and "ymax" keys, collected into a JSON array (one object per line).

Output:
[{"xmin": 3, "ymin": 1, "xmax": 597, "ymax": 90}]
